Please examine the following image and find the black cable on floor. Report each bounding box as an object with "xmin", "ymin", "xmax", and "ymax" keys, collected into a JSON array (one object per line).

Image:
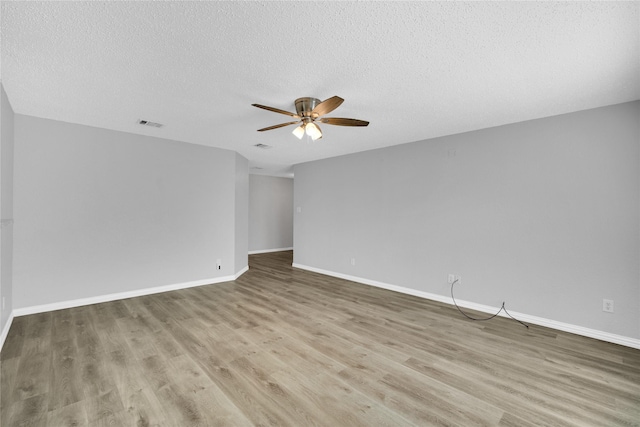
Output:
[{"xmin": 450, "ymin": 279, "xmax": 529, "ymax": 329}]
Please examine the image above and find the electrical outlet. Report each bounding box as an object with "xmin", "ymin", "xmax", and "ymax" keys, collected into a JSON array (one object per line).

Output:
[
  {"xmin": 351, "ymin": 258, "xmax": 356, "ymax": 266},
  {"xmin": 216, "ymin": 259, "xmax": 222, "ymax": 270},
  {"xmin": 603, "ymin": 299, "xmax": 614, "ymax": 313}
]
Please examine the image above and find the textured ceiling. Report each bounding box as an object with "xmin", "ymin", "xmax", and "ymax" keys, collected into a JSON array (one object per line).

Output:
[{"xmin": 2, "ymin": 1, "xmax": 639, "ymax": 177}]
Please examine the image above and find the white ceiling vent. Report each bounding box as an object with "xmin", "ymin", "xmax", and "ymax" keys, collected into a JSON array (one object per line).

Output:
[
  {"xmin": 254, "ymin": 143, "xmax": 271, "ymax": 149},
  {"xmin": 138, "ymin": 119, "xmax": 163, "ymax": 128}
]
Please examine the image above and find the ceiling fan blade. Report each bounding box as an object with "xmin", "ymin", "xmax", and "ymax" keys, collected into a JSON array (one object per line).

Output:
[
  {"xmin": 319, "ymin": 117, "xmax": 369, "ymax": 127},
  {"xmin": 252, "ymin": 103, "xmax": 300, "ymax": 119},
  {"xmin": 257, "ymin": 121, "xmax": 300, "ymax": 132},
  {"xmin": 311, "ymin": 96, "xmax": 344, "ymax": 117}
]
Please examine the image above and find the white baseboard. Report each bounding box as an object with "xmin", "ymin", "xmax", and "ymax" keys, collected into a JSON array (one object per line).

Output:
[
  {"xmin": 235, "ymin": 265, "xmax": 249, "ymax": 278},
  {"xmin": 248, "ymin": 247, "xmax": 293, "ymax": 255},
  {"xmin": 12, "ymin": 266, "xmax": 249, "ymax": 319},
  {"xmin": 292, "ymin": 263, "xmax": 640, "ymax": 350},
  {"xmin": 0, "ymin": 311, "xmax": 15, "ymax": 353}
]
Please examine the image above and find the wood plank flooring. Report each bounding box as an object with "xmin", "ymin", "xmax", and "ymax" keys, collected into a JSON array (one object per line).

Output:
[{"xmin": 2, "ymin": 250, "xmax": 639, "ymax": 426}]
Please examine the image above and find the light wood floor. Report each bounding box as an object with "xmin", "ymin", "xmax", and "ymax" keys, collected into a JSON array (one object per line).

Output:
[{"xmin": 1, "ymin": 251, "xmax": 639, "ymax": 426}]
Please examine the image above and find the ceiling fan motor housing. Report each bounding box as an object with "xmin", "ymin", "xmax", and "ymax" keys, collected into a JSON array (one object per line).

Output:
[{"xmin": 295, "ymin": 97, "xmax": 322, "ymax": 118}]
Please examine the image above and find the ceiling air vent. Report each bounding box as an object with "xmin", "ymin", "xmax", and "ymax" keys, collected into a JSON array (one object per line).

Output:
[
  {"xmin": 138, "ymin": 119, "xmax": 163, "ymax": 128},
  {"xmin": 254, "ymin": 143, "xmax": 271, "ymax": 149}
]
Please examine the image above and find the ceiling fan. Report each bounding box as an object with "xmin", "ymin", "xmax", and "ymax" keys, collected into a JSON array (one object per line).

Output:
[{"xmin": 252, "ymin": 96, "xmax": 369, "ymax": 141}]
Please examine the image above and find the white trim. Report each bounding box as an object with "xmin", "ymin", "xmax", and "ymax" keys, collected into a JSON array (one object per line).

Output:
[
  {"xmin": 249, "ymin": 247, "xmax": 293, "ymax": 255},
  {"xmin": 0, "ymin": 311, "xmax": 15, "ymax": 353},
  {"xmin": 292, "ymin": 263, "xmax": 640, "ymax": 350},
  {"xmin": 13, "ymin": 266, "xmax": 249, "ymax": 318},
  {"xmin": 235, "ymin": 265, "xmax": 249, "ymax": 279}
]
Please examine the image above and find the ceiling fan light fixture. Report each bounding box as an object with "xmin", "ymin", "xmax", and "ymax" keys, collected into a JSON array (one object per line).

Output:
[
  {"xmin": 305, "ymin": 122, "xmax": 322, "ymax": 140},
  {"xmin": 292, "ymin": 124, "xmax": 305, "ymax": 139},
  {"xmin": 252, "ymin": 96, "xmax": 367, "ymax": 140}
]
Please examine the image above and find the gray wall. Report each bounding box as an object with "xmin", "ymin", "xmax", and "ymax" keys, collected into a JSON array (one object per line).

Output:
[
  {"xmin": 234, "ymin": 153, "xmax": 249, "ymax": 272},
  {"xmin": 13, "ymin": 115, "xmax": 246, "ymax": 309},
  {"xmin": 0, "ymin": 83, "xmax": 15, "ymax": 333},
  {"xmin": 294, "ymin": 101, "xmax": 640, "ymax": 339},
  {"xmin": 249, "ymin": 175, "xmax": 293, "ymax": 252}
]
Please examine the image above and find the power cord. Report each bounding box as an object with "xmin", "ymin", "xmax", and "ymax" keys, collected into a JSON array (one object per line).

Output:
[{"xmin": 450, "ymin": 279, "xmax": 529, "ymax": 329}]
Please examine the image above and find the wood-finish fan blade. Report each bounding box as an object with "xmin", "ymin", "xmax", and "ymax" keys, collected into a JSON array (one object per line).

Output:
[
  {"xmin": 252, "ymin": 104, "xmax": 300, "ymax": 119},
  {"xmin": 319, "ymin": 117, "xmax": 369, "ymax": 127},
  {"xmin": 311, "ymin": 96, "xmax": 344, "ymax": 118},
  {"xmin": 257, "ymin": 121, "xmax": 300, "ymax": 132}
]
